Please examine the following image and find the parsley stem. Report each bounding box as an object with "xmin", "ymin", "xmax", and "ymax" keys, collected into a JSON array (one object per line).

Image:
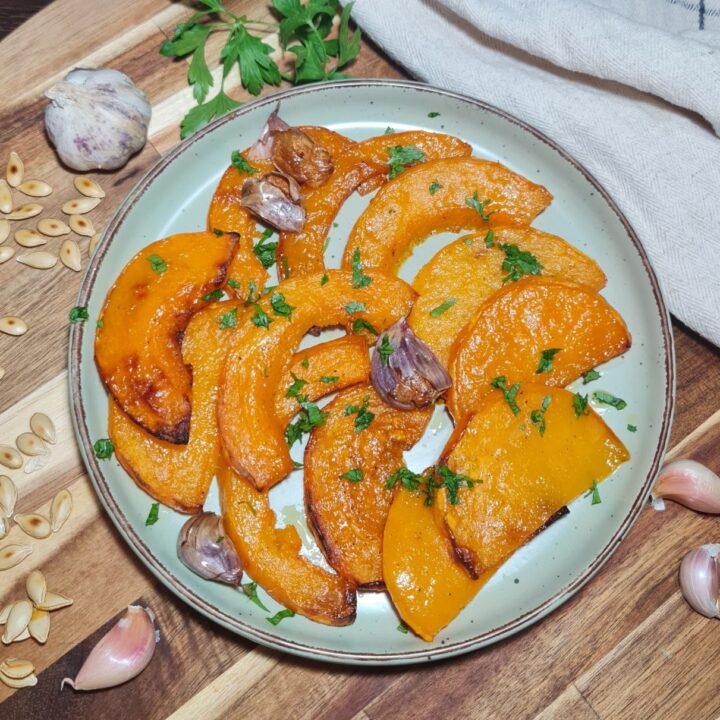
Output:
[{"xmin": 244, "ymin": 19, "xmax": 279, "ymax": 28}]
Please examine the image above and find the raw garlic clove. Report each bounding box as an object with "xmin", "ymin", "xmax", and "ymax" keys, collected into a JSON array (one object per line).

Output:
[
  {"xmin": 62, "ymin": 605, "xmax": 158, "ymax": 691},
  {"xmin": 653, "ymin": 459, "xmax": 720, "ymax": 513},
  {"xmin": 679, "ymin": 544, "xmax": 720, "ymax": 618}
]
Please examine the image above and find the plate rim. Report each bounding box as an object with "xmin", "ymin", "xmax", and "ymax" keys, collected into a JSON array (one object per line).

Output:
[{"xmin": 68, "ymin": 78, "xmax": 675, "ymax": 665}]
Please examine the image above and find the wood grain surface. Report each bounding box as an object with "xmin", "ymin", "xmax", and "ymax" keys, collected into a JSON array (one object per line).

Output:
[{"xmin": 1, "ymin": 1, "xmax": 719, "ymax": 718}]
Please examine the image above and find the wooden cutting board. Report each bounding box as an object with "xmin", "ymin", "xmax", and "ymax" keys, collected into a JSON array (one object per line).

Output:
[{"xmin": 1, "ymin": 1, "xmax": 720, "ymax": 718}]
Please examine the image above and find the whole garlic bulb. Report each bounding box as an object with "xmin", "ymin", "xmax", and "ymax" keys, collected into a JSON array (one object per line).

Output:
[{"xmin": 44, "ymin": 68, "xmax": 151, "ymax": 171}]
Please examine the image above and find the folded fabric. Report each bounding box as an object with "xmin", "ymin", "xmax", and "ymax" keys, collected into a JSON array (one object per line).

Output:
[{"xmin": 346, "ymin": 0, "xmax": 720, "ymax": 346}]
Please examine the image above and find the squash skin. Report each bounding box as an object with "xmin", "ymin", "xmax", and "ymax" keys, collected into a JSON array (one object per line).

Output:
[
  {"xmin": 304, "ymin": 386, "xmax": 430, "ymax": 588},
  {"xmin": 218, "ymin": 461, "xmax": 357, "ymax": 626},
  {"xmin": 448, "ymin": 276, "xmax": 631, "ymax": 422},
  {"xmin": 95, "ymin": 231, "xmax": 238, "ymax": 444},
  {"xmin": 217, "ymin": 269, "xmax": 416, "ymax": 491},
  {"xmin": 408, "ymin": 227, "xmax": 607, "ymax": 367},
  {"xmin": 343, "ymin": 157, "xmax": 553, "ymax": 274},
  {"xmin": 439, "ymin": 385, "xmax": 629, "ymax": 578},
  {"xmin": 277, "ymin": 130, "xmax": 472, "ymax": 278}
]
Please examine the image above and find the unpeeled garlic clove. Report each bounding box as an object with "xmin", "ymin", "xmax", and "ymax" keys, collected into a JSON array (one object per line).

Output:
[
  {"xmin": 28, "ymin": 609, "xmax": 50, "ymax": 644},
  {"xmin": 239, "ymin": 172, "xmax": 306, "ymax": 232},
  {"xmin": 50, "ymin": 489, "xmax": 72, "ymax": 532},
  {"xmin": 62, "ymin": 605, "xmax": 158, "ymax": 691},
  {"xmin": 14, "ymin": 513, "xmax": 52, "ymax": 539},
  {"xmin": 653, "ymin": 459, "xmax": 720, "ymax": 513},
  {"xmin": 2, "ymin": 600, "xmax": 32, "ymax": 644},
  {"xmin": 26, "ymin": 569, "xmax": 47, "ymax": 606},
  {"xmin": 30, "ymin": 412, "xmax": 56, "ymax": 444},
  {"xmin": 679, "ymin": 544, "xmax": 720, "ymax": 618}
]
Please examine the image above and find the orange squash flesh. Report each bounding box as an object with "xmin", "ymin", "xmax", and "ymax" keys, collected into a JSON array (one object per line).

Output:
[
  {"xmin": 218, "ymin": 461, "xmax": 357, "ymax": 626},
  {"xmin": 218, "ymin": 269, "xmax": 416, "ymax": 490},
  {"xmin": 439, "ymin": 385, "xmax": 629, "ymax": 578},
  {"xmin": 304, "ymin": 386, "xmax": 431, "ymax": 588},
  {"xmin": 449, "ymin": 276, "xmax": 631, "ymax": 422},
  {"xmin": 222, "ymin": 233, "xmax": 269, "ymax": 300},
  {"xmin": 409, "ymin": 227, "xmax": 607, "ymax": 367},
  {"xmin": 383, "ymin": 489, "xmax": 494, "ymax": 641},
  {"xmin": 95, "ymin": 231, "xmax": 237, "ymax": 444},
  {"xmin": 277, "ymin": 130, "xmax": 472, "ymax": 278},
  {"xmin": 342, "ymin": 157, "xmax": 553, "ymax": 274}
]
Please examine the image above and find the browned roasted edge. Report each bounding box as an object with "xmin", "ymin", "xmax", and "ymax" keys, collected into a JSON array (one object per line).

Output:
[{"xmin": 67, "ymin": 79, "xmax": 675, "ymax": 666}]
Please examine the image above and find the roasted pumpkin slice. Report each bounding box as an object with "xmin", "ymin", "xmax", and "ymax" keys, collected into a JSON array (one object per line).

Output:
[
  {"xmin": 218, "ymin": 461, "xmax": 356, "ymax": 626},
  {"xmin": 222, "ymin": 233, "xmax": 269, "ymax": 300},
  {"xmin": 278, "ymin": 130, "xmax": 472, "ymax": 278},
  {"xmin": 439, "ymin": 385, "xmax": 629, "ymax": 578},
  {"xmin": 218, "ymin": 269, "xmax": 416, "ymax": 490},
  {"xmin": 304, "ymin": 386, "xmax": 431, "ymax": 588},
  {"xmin": 449, "ymin": 276, "xmax": 630, "ymax": 422},
  {"xmin": 95, "ymin": 231, "xmax": 237, "ymax": 443},
  {"xmin": 384, "ymin": 489, "xmax": 493, "ymax": 641},
  {"xmin": 409, "ymin": 227, "xmax": 607, "ymax": 366},
  {"xmin": 343, "ymin": 157, "xmax": 553, "ymax": 274}
]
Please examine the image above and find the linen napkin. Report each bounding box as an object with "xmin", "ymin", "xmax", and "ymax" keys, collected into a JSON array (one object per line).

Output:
[{"xmin": 346, "ymin": 0, "xmax": 720, "ymax": 347}]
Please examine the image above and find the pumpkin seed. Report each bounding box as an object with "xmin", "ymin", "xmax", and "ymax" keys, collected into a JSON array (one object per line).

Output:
[
  {"xmin": 50, "ymin": 489, "xmax": 72, "ymax": 532},
  {"xmin": 0, "ymin": 180, "xmax": 11, "ymax": 213},
  {"xmin": 6, "ymin": 151, "xmax": 24, "ymax": 188},
  {"xmin": 0, "ymin": 511, "xmax": 8, "ymax": 540},
  {"xmin": 0, "ymin": 446, "xmax": 22, "ymax": 469},
  {"xmin": 14, "ymin": 229, "xmax": 46, "ymax": 248},
  {"xmin": 88, "ymin": 232, "xmax": 101, "ymax": 255},
  {"xmin": 17, "ymin": 251, "xmax": 57, "ymax": 269},
  {"xmin": 23, "ymin": 454, "xmax": 50, "ymax": 475},
  {"xmin": 11, "ymin": 627, "xmax": 30, "ymax": 643},
  {"xmin": 0, "ymin": 219, "xmax": 9, "ymax": 244},
  {"xmin": 0, "ymin": 658, "xmax": 34, "ymax": 679},
  {"xmin": 30, "ymin": 413, "xmax": 55, "ymax": 444},
  {"xmin": 14, "ymin": 513, "xmax": 51, "ymax": 539},
  {"xmin": 0, "ymin": 476, "xmax": 16, "ymax": 516},
  {"xmin": 25, "ymin": 569, "xmax": 47, "ymax": 606},
  {"xmin": 0, "ymin": 247, "xmax": 15, "ymax": 264},
  {"xmin": 74, "ymin": 176, "xmax": 105, "ymax": 198},
  {"xmin": 60, "ymin": 239, "xmax": 82, "ymax": 271},
  {"xmin": 37, "ymin": 591, "xmax": 72, "ymax": 611},
  {"xmin": 7, "ymin": 204, "xmax": 42, "ymax": 221},
  {"xmin": 0, "ymin": 544, "xmax": 30, "ymax": 571},
  {"xmin": 16, "ymin": 433, "xmax": 47, "ymax": 457},
  {"xmin": 68, "ymin": 214, "xmax": 95, "ymax": 237},
  {"xmin": 1, "ymin": 600, "xmax": 32, "ymax": 643},
  {"xmin": 37, "ymin": 218, "xmax": 70, "ymax": 237},
  {"xmin": 62, "ymin": 197, "xmax": 100, "ymax": 215},
  {"xmin": 28, "ymin": 609, "xmax": 49, "ymax": 644},
  {"xmin": 0, "ymin": 316, "xmax": 28, "ymax": 336},
  {"xmin": 0, "ymin": 604, "xmax": 10, "ymax": 624},
  {"xmin": 0, "ymin": 669, "xmax": 37, "ymax": 688},
  {"xmin": 17, "ymin": 180, "xmax": 52, "ymax": 197}
]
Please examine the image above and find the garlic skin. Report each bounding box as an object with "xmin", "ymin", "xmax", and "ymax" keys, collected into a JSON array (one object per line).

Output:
[
  {"xmin": 371, "ymin": 318, "xmax": 452, "ymax": 410},
  {"xmin": 177, "ymin": 512, "xmax": 243, "ymax": 585},
  {"xmin": 239, "ymin": 172, "xmax": 306, "ymax": 232},
  {"xmin": 246, "ymin": 106, "xmax": 290, "ymax": 161},
  {"xmin": 44, "ymin": 68, "xmax": 151, "ymax": 171},
  {"xmin": 652, "ymin": 459, "xmax": 720, "ymax": 513},
  {"xmin": 61, "ymin": 605, "xmax": 157, "ymax": 691},
  {"xmin": 679, "ymin": 544, "xmax": 720, "ymax": 618}
]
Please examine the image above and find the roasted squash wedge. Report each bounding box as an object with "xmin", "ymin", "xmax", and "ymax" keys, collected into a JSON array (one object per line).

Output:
[
  {"xmin": 439, "ymin": 385, "xmax": 629, "ymax": 578},
  {"xmin": 343, "ymin": 157, "xmax": 553, "ymax": 274},
  {"xmin": 278, "ymin": 130, "xmax": 472, "ymax": 278},
  {"xmin": 409, "ymin": 228, "xmax": 606, "ymax": 366},
  {"xmin": 222, "ymin": 233, "xmax": 269, "ymax": 300},
  {"xmin": 449, "ymin": 276, "xmax": 631, "ymax": 422},
  {"xmin": 383, "ymin": 489, "xmax": 493, "ymax": 641},
  {"xmin": 218, "ymin": 269, "xmax": 416, "ymax": 490},
  {"xmin": 304, "ymin": 385, "xmax": 431, "ymax": 588},
  {"xmin": 218, "ymin": 461, "xmax": 356, "ymax": 625},
  {"xmin": 95, "ymin": 231, "xmax": 237, "ymax": 443}
]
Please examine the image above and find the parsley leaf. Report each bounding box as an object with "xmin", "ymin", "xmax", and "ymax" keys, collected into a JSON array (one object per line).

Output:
[
  {"xmin": 352, "ymin": 318, "xmax": 378, "ymax": 336},
  {"xmin": 465, "ymin": 192, "xmax": 492, "ymax": 221},
  {"xmin": 427, "ymin": 111, "xmax": 441, "ymax": 118},
  {"xmin": 147, "ymin": 254, "xmax": 167, "ymax": 273},
  {"xmin": 585, "ymin": 480, "xmax": 602, "ymax": 505},
  {"xmin": 483, "ymin": 229, "xmax": 495, "ymax": 248},
  {"xmin": 222, "ymin": 24, "xmax": 281, "ymax": 96},
  {"xmin": 96, "ymin": 320, "xmax": 104, "ymax": 329},
  {"xmin": 227, "ymin": 278, "xmax": 241, "ymax": 289},
  {"xmin": 241, "ymin": 581, "xmax": 269, "ymax": 611},
  {"xmin": 253, "ymin": 231, "xmax": 278, "ymax": 269},
  {"xmin": 434, "ymin": 465, "xmax": 476, "ymax": 505},
  {"xmin": 145, "ymin": 502, "xmax": 160, "ymax": 526},
  {"xmin": 384, "ymin": 126, "xmax": 395, "ymax": 135},
  {"xmin": 345, "ymin": 301, "xmax": 365, "ymax": 315},
  {"xmin": 499, "ymin": 243, "xmax": 543, "ymax": 283},
  {"xmin": 202, "ymin": 289, "xmax": 224, "ymax": 302},
  {"xmin": 218, "ymin": 307, "xmax": 238, "ymax": 329},
  {"xmin": 386, "ymin": 467, "xmax": 425, "ymax": 492},
  {"xmin": 387, "ymin": 145, "xmax": 425, "ymax": 179},
  {"xmin": 592, "ymin": 390, "xmax": 627, "ymax": 410},
  {"xmin": 490, "ymin": 376, "xmax": 521, "ymax": 416},
  {"xmin": 341, "ymin": 468, "xmax": 363, "ymax": 483},
  {"xmin": 69, "ymin": 306, "xmax": 89, "ymax": 324},
  {"xmin": 627, "ymin": 424, "xmax": 637, "ymax": 432},
  {"xmin": 266, "ymin": 608, "xmax": 295, "ymax": 626},
  {"xmin": 187, "ymin": 27, "xmax": 214, "ymax": 102},
  {"xmin": 252, "ymin": 303, "xmax": 272, "ymax": 328},
  {"xmin": 377, "ymin": 335, "xmax": 394, "ymax": 366},
  {"xmin": 429, "ymin": 180, "xmax": 442, "ymax": 195},
  {"xmin": 344, "ymin": 395, "xmax": 375, "ymax": 432},
  {"xmin": 351, "ymin": 249, "xmax": 372, "ymax": 288},
  {"xmin": 530, "ymin": 395, "xmax": 552, "ymax": 436},
  {"xmin": 535, "ymin": 348, "xmax": 561, "ymax": 374},
  {"xmin": 386, "ymin": 465, "xmax": 477, "ymax": 506},
  {"xmin": 573, "ymin": 393, "xmax": 590, "ymax": 417},
  {"xmin": 582, "ymin": 369, "xmax": 601, "ymax": 384},
  {"xmin": 301, "ymin": 356, "xmax": 309, "ymax": 369},
  {"xmin": 397, "ymin": 623, "xmax": 409, "ymax": 633},
  {"xmin": 429, "ymin": 299, "xmax": 456, "ymax": 317},
  {"xmin": 213, "ymin": 228, "xmax": 224, "ymax": 236},
  {"xmin": 93, "ymin": 438, "xmax": 114, "ymax": 460},
  {"xmin": 231, "ymin": 150, "xmax": 257, "ymax": 175},
  {"xmin": 319, "ymin": 375, "xmax": 339, "ymax": 384},
  {"xmin": 285, "ymin": 400, "xmax": 329, "ymax": 446},
  {"xmin": 285, "ymin": 372, "xmax": 308, "ymax": 399},
  {"xmin": 320, "ymin": 273, "xmax": 329, "ymax": 286},
  {"xmin": 270, "ymin": 292, "xmax": 294, "ymax": 319},
  {"xmin": 180, "ymin": 89, "xmax": 241, "ymax": 139},
  {"xmin": 244, "ymin": 279, "xmax": 258, "ymax": 305}
]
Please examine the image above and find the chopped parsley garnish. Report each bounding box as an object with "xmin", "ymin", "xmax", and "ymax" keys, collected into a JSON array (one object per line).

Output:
[
  {"xmin": 253, "ymin": 230, "xmax": 278, "ymax": 269},
  {"xmin": 261, "ymin": 285, "xmax": 276, "ymax": 295},
  {"xmin": 429, "ymin": 299, "xmax": 456, "ymax": 317},
  {"xmin": 386, "ymin": 465, "xmax": 477, "ymax": 506},
  {"xmin": 251, "ymin": 303, "xmax": 272, "ymax": 328},
  {"xmin": 427, "ymin": 111, "xmax": 441, "ymax": 118},
  {"xmin": 499, "ymin": 243, "xmax": 543, "ymax": 283},
  {"xmin": 429, "ymin": 180, "xmax": 442, "ymax": 195},
  {"xmin": 387, "ymin": 145, "xmax": 425, "ymax": 179},
  {"xmin": 585, "ymin": 480, "xmax": 602, "ymax": 505},
  {"xmin": 384, "ymin": 126, "xmax": 395, "ymax": 135},
  {"xmin": 592, "ymin": 391, "xmax": 627, "ymax": 410},
  {"xmin": 344, "ymin": 395, "xmax": 375, "ymax": 432},
  {"xmin": 218, "ymin": 307, "xmax": 238, "ymax": 329},
  {"xmin": 341, "ymin": 468, "xmax": 363, "ymax": 483},
  {"xmin": 285, "ymin": 372, "xmax": 308, "ymax": 399},
  {"xmin": 483, "ymin": 229, "xmax": 495, "ymax": 248},
  {"xmin": 202, "ymin": 289, "xmax": 224, "ymax": 302},
  {"xmin": 227, "ymin": 278, "xmax": 241, "ymax": 289},
  {"xmin": 345, "ymin": 301, "xmax": 366, "ymax": 315},
  {"xmin": 231, "ymin": 150, "xmax": 257, "ymax": 175},
  {"xmin": 490, "ymin": 376, "xmax": 521, "ymax": 416},
  {"xmin": 465, "ymin": 192, "xmax": 491, "ymax": 221},
  {"xmin": 320, "ymin": 273, "xmax": 329, "ymax": 285},
  {"xmin": 530, "ymin": 395, "xmax": 552, "ymax": 436},
  {"xmin": 386, "ymin": 467, "xmax": 425, "ymax": 492},
  {"xmin": 285, "ymin": 400, "xmax": 328, "ymax": 446},
  {"xmin": 582, "ymin": 369, "xmax": 601, "ymax": 384},
  {"xmin": 351, "ymin": 249, "xmax": 372, "ymax": 288},
  {"xmin": 627, "ymin": 424, "xmax": 637, "ymax": 432},
  {"xmin": 319, "ymin": 375, "xmax": 339, "ymax": 384},
  {"xmin": 300, "ymin": 356, "xmax": 309, "ymax": 369},
  {"xmin": 535, "ymin": 348, "xmax": 561, "ymax": 374},
  {"xmin": 147, "ymin": 254, "xmax": 167, "ymax": 273},
  {"xmin": 282, "ymin": 255, "xmax": 290, "ymax": 278},
  {"xmin": 573, "ymin": 393, "xmax": 589, "ymax": 417},
  {"xmin": 270, "ymin": 291, "xmax": 294, "ymax": 319},
  {"xmin": 69, "ymin": 306, "xmax": 89, "ymax": 324},
  {"xmin": 96, "ymin": 319, "xmax": 104, "ymax": 329},
  {"xmin": 93, "ymin": 438, "xmax": 114, "ymax": 460},
  {"xmin": 244, "ymin": 279, "xmax": 258, "ymax": 305},
  {"xmin": 213, "ymin": 228, "xmax": 224, "ymax": 236},
  {"xmin": 434, "ymin": 465, "xmax": 476, "ymax": 505},
  {"xmin": 397, "ymin": 623, "xmax": 409, "ymax": 633},
  {"xmin": 352, "ymin": 318, "xmax": 379, "ymax": 336},
  {"xmin": 266, "ymin": 609, "xmax": 295, "ymax": 626},
  {"xmin": 241, "ymin": 581, "xmax": 268, "ymax": 611},
  {"xmin": 377, "ymin": 335, "xmax": 394, "ymax": 366},
  {"xmin": 145, "ymin": 502, "xmax": 160, "ymax": 526}
]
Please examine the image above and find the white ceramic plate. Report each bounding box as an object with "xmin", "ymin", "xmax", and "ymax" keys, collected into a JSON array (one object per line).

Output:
[{"xmin": 69, "ymin": 80, "xmax": 674, "ymax": 665}]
